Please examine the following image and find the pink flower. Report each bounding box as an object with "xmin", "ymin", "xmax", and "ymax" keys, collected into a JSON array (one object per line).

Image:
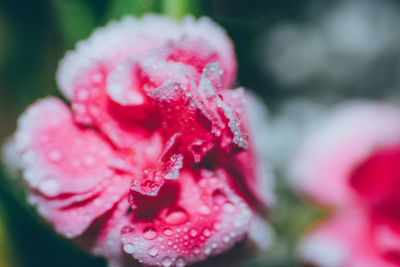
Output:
[
  {"xmin": 4, "ymin": 15, "xmax": 272, "ymax": 266},
  {"xmin": 290, "ymin": 101, "xmax": 400, "ymax": 267}
]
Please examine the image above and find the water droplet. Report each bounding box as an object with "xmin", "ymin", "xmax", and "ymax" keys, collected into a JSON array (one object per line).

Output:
[
  {"xmin": 92, "ymin": 73, "xmax": 103, "ymax": 83},
  {"xmin": 22, "ymin": 151, "xmax": 37, "ymax": 164},
  {"xmin": 212, "ymin": 189, "xmax": 227, "ymax": 205},
  {"xmin": 223, "ymin": 234, "xmax": 230, "ymax": 243},
  {"xmin": 148, "ymin": 246, "xmax": 158, "ymax": 257},
  {"xmin": 164, "ymin": 208, "xmax": 188, "ymax": 225},
  {"xmin": 193, "ymin": 246, "xmax": 200, "ymax": 254},
  {"xmin": 48, "ymin": 149, "xmax": 62, "ymax": 162},
  {"xmin": 164, "ymin": 228, "xmax": 173, "ymax": 236},
  {"xmin": 204, "ymin": 247, "xmax": 212, "ymax": 255},
  {"xmin": 203, "ymin": 228, "xmax": 211, "ymax": 237},
  {"xmin": 223, "ymin": 202, "xmax": 235, "ymax": 213},
  {"xmin": 38, "ymin": 179, "xmax": 60, "ymax": 197},
  {"xmin": 123, "ymin": 243, "xmax": 135, "ymax": 253},
  {"xmin": 77, "ymin": 89, "xmax": 89, "ymax": 101},
  {"xmin": 198, "ymin": 205, "xmax": 211, "ymax": 215},
  {"xmin": 84, "ymin": 156, "xmax": 95, "ymax": 166},
  {"xmin": 189, "ymin": 229, "xmax": 198, "ymax": 238},
  {"xmin": 161, "ymin": 256, "xmax": 173, "ymax": 267},
  {"xmin": 213, "ymin": 222, "xmax": 221, "ymax": 231},
  {"xmin": 143, "ymin": 226, "xmax": 157, "ymax": 240},
  {"xmin": 175, "ymin": 256, "xmax": 186, "ymax": 267},
  {"xmin": 211, "ymin": 242, "xmax": 218, "ymax": 249},
  {"xmin": 121, "ymin": 225, "xmax": 135, "ymax": 234}
]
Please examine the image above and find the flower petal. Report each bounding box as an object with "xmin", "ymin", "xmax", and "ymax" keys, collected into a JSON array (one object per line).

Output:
[
  {"xmin": 14, "ymin": 97, "xmax": 117, "ymax": 196},
  {"xmin": 29, "ymin": 173, "xmax": 131, "ymax": 238},
  {"xmin": 11, "ymin": 97, "xmax": 133, "ymax": 237},
  {"xmin": 57, "ymin": 15, "xmax": 236, "ymax": 100},
  {"xmin": 120, "ymin": 169, "xmax": 252, "ymax": 266},
  {"xmin": 290, "ymin": 101, "xmax": 400, "ymax": 207},
  {"xmin": 298, "ymin": 212, "xmax": 397, "ymax": 267}
]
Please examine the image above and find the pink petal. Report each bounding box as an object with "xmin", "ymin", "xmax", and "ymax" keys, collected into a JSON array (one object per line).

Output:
[
  {"xmin": 14, "ymin": 97, "xmax": 117, "ymax": 196},
  {"xmin": 11, "ymin": 97, "xmax": 133, "ymax": 237},
  {"xmin": 124, "ymin": 63, "xmax": 253, "ymax": 199},
  {"xmin": 120, "ymin": 169, "xmax": 252, "ymax": 266},
  {"xmin": 242, "ymin": 91, "xmax": 275, "ymax": 207},
  {"xmin": 29, "ymin": 173, "xmax": 131, "ymax": 238},
  {"xmin": 56, "ymin": 15, "xmax": 236, "ymax": 150},
  {"xmin": 57, "ymin": 15, "xmax": 236, "ymax": 100},
  {"xmin": 70, "ymin": 62, "xmax": 154, "ymax": 149},
  {"xmin": 289, "ymin": 101, "xmax": 400, "ymax": 207},
  {"xmin": 218, "ymin": 89, "xmax": 274, "ymax": 208},
  {"xmin": 298, "ymin": 212, "xmax": 397, "ymax": 267},
  {"xmin": 92, "ymin": 199, "xmax": 140, "ymax": 267},
  {"xmin": 179, "ymin": 16, "xmax": 236, "ymax": 89},
  {"xmin": 148, "ymin": 64, "xmax": 248, "ymax": 161},
  {"xmin": 348, "ymin": 143, "xmax": 400, "ymax": 204}
]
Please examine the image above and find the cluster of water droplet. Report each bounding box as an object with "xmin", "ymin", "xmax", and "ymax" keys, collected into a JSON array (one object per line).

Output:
[{"xmin": 120, "ymin": 170, "xmax": 252, "ymax": 266}]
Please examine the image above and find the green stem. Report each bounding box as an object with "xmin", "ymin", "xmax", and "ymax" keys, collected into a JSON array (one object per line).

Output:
[
  {"xmin": 0, "ymin": 202, "xmax": 17, "ymax": 267},
  {"xmin": 161, "ymin": 0, "xmax": 201, "ymax": 20}
]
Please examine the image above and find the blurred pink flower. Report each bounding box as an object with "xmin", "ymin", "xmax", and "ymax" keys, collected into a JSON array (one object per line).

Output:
[
  {"xmin": 290, "ymin": 101, "xmax": 400, "ymax": 267},
  {"xmin": 4, "ymin": 15, "xmax": 272, "ymax": 266}
]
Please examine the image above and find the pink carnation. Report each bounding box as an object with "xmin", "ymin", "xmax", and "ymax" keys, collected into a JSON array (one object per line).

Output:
[
  {"xmin": 290, "ymin": 101, "xmax": 400, "ymax": 267},
  {"xmin": 5, "ymin": 15, "xmax": 272, "ymax": 266}
]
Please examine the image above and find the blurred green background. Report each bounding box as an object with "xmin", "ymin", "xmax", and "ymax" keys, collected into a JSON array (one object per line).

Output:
[{"xmin": 2, "ymin": 0, "xmax": 395, "ymax": 266}]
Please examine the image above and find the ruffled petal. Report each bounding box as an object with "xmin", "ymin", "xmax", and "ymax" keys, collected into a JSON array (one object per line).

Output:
[
  {"xmin": 12, "ymin": 97, "xmax": 131, "ymax": 237},
  {"xmin": 298, "ymin": 212, "xmax": 397, "ymax": 267},
  {"xmin": 129, "ymin": 64, "xmax": 251, "ymax": 197},
  {"xmin": 70, "ymin": 62, "xmax": 154, "ymax": 149},
  {"xmin": 29, "ymin": 173, "xmax": 131, "ymax": 238},
  {"xmin": 57, "ymin": 15, "xmax": 236, "ymax": 99},
  {"xmin": 348, "ymin": 143, "xmax": 400, "ymax": 204},
  {"xmin": 56, "ymin": 15, "xmax": 236, "ymax": 151},
  {"xmin": 92, "ymin": 199, "xmax": 140, "ymax": 267},
  {"xmin": 227, "ymin": 90, "xmax": 274, "ymax": 208},
  {"xmin": 289, "ymin": 101, "xmax": 400, "ymax": 207},
  {"xmin": 15, "ymin": 97, "xmax": 116, "ymax": 195},
  {"xmin": 120, "ymin": 169, "xmax": 252, "ymax": 266}
]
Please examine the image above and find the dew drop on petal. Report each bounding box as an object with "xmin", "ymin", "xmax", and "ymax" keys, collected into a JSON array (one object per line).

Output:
[
  {"xmin": 222, "ymin": 202, "xmax": 236, "ymax": 213},
  {"xmin": 175, "ymin": 256, "xmax": 186, "ymax": 267},
  {"xmin": 161, "ymin": 256, "xmax": 173, "ymax": 267},
  {"xmin": 204, "ymin": 247, "xmax": 212, "ymax": 255},
  {"xmin": 223, "ymin": 234, "xmax": 231, "ymax": 243},
  {"xmin": 198, "ymin": 205, "xmax": 211, "ymax": 215},
  {"xmin": 123, "ymin": 243, "xmax": 135, "ymax": 254},
  {"xmin": 203, "ymin": 228, "xmax": 211, "ymax": 237},
  {"xmin": 164, "ymin": 208, "xmax": 189, "ymax": 225},
  {"xmin": 148, "ymin": 246, "xmax": 158, "ymax": 257},
  {"xmin": 84, "ymin": 156, "xmax": 95, "ymax": 166},
  {"xmin": 77, "ymin": 89, "xmax": 89, "ymax": 101},
  {"xmin": 121, "ymin": 225, "xmax": 135, "ymax": 234},
  {"xmin": 143, "ymin": 226, "xmax": 157, "ymax": 240},
  {"xmin": 164, "ymin": 228, "xmax": 173, "ymax": 236},
  {"xmin": 212, "ymin": 189, "xmax": 227, "ymax": 205},
  {"xmin": 38, "ymin": 179, "xmax": 60, "ymax": 197},
  {"xmin": 48, "ymin": 149, "xmax": 62, "ymax": 162},
  {"xmin": 213, "ymin": 222, "xmax": 221, "ymax": 231},
  {"xmin": 189, "ymin": 228, "xmax": 198, "ymax": 238},
  {"xmin": 193, "ymin": 246, "xmax": 200, "ymax": 255}
]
